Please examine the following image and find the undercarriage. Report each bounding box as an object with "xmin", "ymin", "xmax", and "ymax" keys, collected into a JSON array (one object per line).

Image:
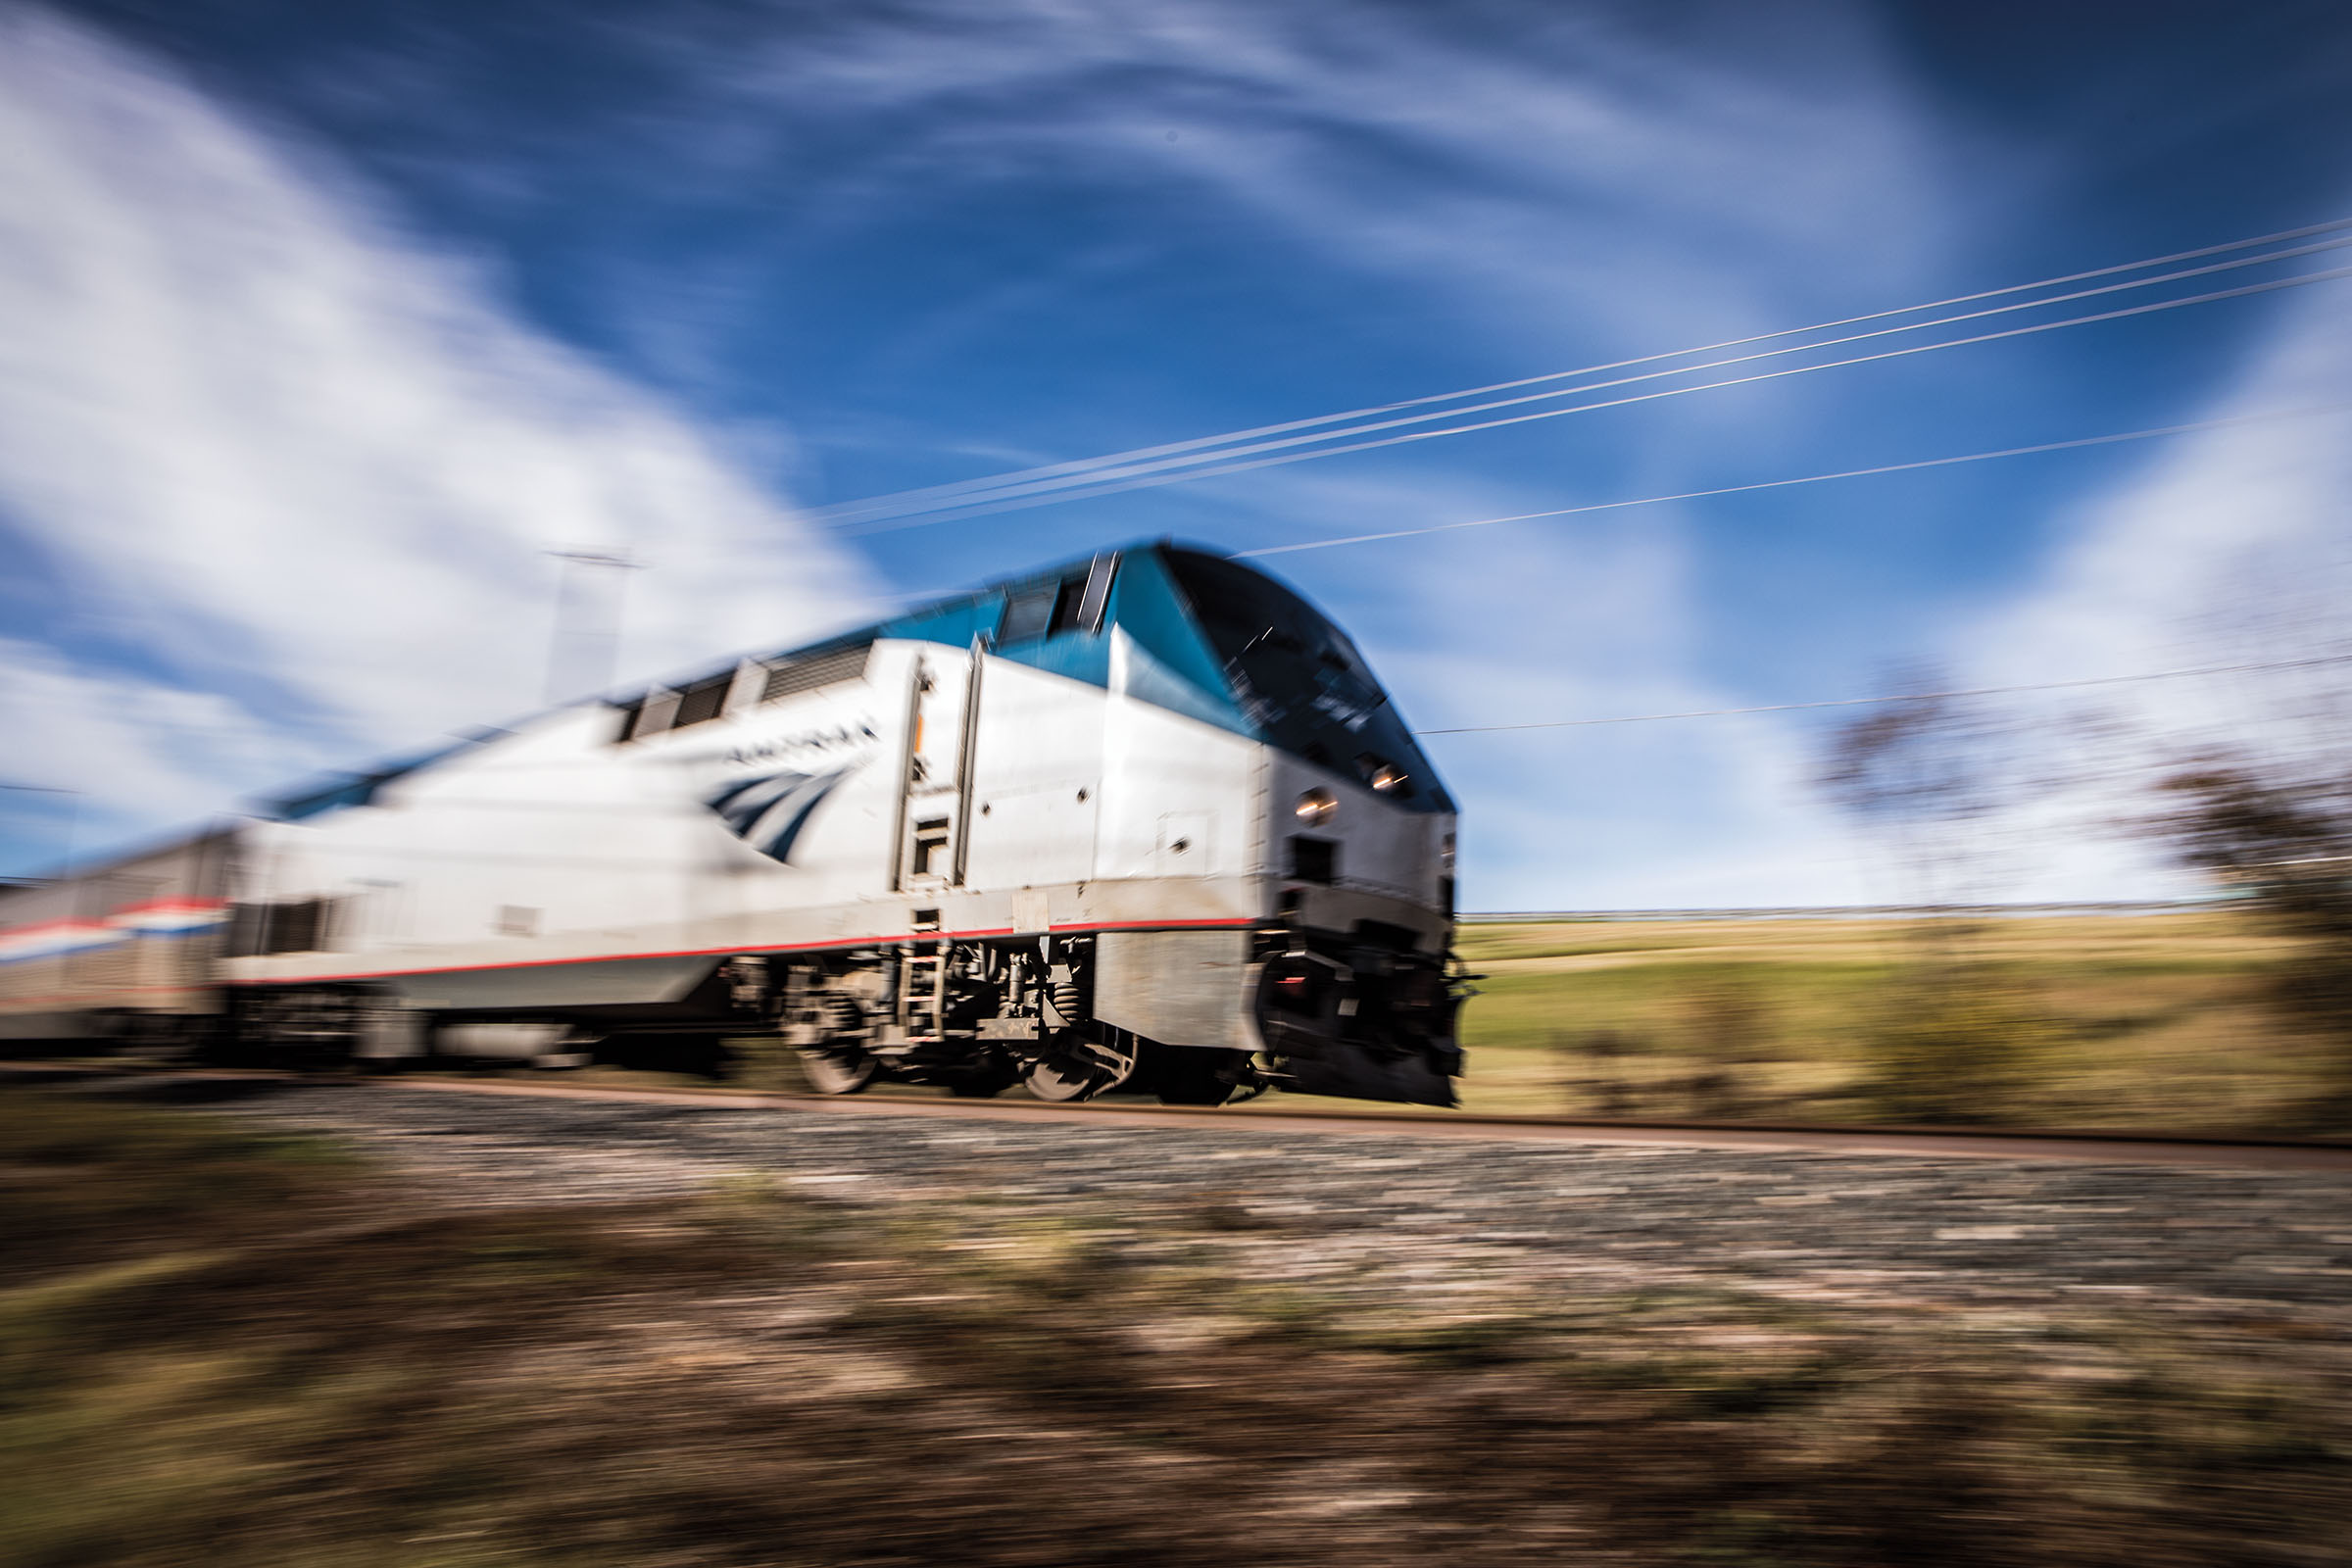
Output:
[
  {"xmin": 181, "ymin": 925, "xmax": 1470, "ymax": 1108},
  {"xmin": 772, "ymin": 925, "xmax": 1469, "ymax": 1107},
  {"xmin": 766, "ymin": 935, "xmax": 1258, "ymax": 1104}
]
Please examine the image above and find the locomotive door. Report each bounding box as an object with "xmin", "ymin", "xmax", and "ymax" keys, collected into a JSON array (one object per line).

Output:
[{"xmin": 891, "ymin": 648, "xmax": 979, "ymax": 892}]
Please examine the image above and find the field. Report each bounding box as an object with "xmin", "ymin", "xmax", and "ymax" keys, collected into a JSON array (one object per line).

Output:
[{"xmin": 1388, "ymin": 910, "xmax": 2341, "ymax": 1134}]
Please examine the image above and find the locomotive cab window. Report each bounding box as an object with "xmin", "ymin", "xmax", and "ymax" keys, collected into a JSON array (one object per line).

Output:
[{"xmin": 1162, "ymin": 547, "xmax": 1452, "ymax": 813}]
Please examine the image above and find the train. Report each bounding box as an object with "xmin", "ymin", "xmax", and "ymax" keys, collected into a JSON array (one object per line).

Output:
[{"xmin": 0, "ymin": 541, "xmax": 1469, "ymax": 1105}]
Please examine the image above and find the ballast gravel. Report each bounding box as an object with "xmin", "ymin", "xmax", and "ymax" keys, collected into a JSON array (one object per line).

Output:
[
  {"xmin": 103, "ymin": 1076, "xmax": 2352, "ymax": 1320},
  {"xmin": 25, "ymin": 1068, "xmax": 2352, "ymax": 1565}
]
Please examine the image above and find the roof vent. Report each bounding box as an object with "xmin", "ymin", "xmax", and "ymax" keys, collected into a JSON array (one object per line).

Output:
[
  {"xmin": 761, "ymin": 643, "xmax": 872, "ymax": 704},
  {"xmin": 671, "ymin": 671, "xmax": 735, "ymax": 729}
]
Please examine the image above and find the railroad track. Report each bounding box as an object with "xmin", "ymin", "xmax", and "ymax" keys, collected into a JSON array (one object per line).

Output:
[{"xmin": 9, "ymin": 1058, "xmax": 2352, "ymax": 1170}]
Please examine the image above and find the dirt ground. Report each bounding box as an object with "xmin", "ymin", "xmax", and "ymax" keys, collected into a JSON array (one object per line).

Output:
[{"xmin": 6, "ymin": 1073, "xmax": 2349, "ymax": 1567}]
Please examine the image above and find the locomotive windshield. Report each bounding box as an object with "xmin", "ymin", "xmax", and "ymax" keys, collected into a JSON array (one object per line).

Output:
[{"xmin": 1162, "ymin": 548, "xmax": 1451, "ymax": 813}]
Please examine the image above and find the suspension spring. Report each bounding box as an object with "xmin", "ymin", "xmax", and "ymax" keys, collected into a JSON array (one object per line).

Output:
[{"xmin": 1048, "ymin": 972, "xmax": 1084, "ymax": 1031}]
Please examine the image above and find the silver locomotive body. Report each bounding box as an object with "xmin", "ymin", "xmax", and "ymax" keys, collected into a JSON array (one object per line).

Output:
[{"xmin": 0, "ymin": 543, "xmax": 1465, "ymax": 1105}]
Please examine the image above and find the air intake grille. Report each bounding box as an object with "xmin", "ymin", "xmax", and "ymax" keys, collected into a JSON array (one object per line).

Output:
[
  {"xmin": 761, "ymin": 643, "xmax": 872, "ymax": 704},
  {"xmin": 671, "ymin": 671, "xmax": 735, "ymax": 729}
]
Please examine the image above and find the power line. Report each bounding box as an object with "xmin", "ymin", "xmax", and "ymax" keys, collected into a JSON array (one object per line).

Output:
[
  {"xmin": 1412, "ymin": 653, "xmax": 2352, "ymax": 737},
  {"xmin": 836, "ymin": 254, "xmax": 2352, "ymax": 534},
  {"xmin": 839, "ymin": 234, "xmax": 2352, "ymax": 528},
  {"xmin": 813, "ymin": 217, "xmax": 2352, "ymax": 524},
  {"xmin": 815, "ymin": 219, "xmax": 2352, "ymax": 530},
  {"xmin": 1237, "ymin": 399, "xmax": 2352, "ymax": 558}
]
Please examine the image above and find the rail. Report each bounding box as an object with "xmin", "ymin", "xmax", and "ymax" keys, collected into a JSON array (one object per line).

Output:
[{"xmin": 8, "ymin": 1060, "xmax": 2351, "ymax": 1171}]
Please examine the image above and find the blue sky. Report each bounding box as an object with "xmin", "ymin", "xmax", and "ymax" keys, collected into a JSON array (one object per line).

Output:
[{"xmin": 5, "ymin": 0, "xmax": 2351, "ymax": 906}]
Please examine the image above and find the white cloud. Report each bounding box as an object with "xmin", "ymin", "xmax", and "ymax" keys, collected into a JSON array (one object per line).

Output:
[
  {"xmin": 0, "ymin": 10, "xmax": 876, "ymax": 856},
  {"xmin": 608, "ymin": 0, "xmax": 1954, "ymax": 426},
  {"xmin": 1372, "ymin": 270, "xmax": 2352, "ymax": 908},
  {"xmin": 1974, "ymin": 290, "xmax": 2352, "ymax": 704},
  {"xmin": 1948, "ymin": 276, "xmax": 2352, "ymax": 900}
]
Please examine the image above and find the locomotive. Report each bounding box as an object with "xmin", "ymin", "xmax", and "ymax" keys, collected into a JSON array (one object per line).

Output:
[{"xmin": 0, "ymin": 542, "xmax": 1467, "ymax": 1105}]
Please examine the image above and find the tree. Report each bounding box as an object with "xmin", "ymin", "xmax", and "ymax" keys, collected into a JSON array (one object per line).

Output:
[
  {"xmin": 1815, "ymin": 674, "xmax": 2016, "ymax": 912},
  {"xmin": 1816, "ymin": 673, "xmax": 2054, "ymax": 1122},
  {"xmin": 2155, "ymin": 760, "xmax": 2352, "ymax": 1126}
]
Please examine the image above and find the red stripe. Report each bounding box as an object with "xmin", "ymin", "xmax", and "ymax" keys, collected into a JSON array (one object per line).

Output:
[
  {"xmin": 113, "ymin": 897, "xmax": 226, "ymax": 917},
  {"xmin": 0, "ymin": 919, "xmax": 112, "ymax": 941},
  {"xmin": 220, "ymin": 917, "xmax": 1259, "ymax": 988},
  {"xmin": 4, "ymin": 902, "xmax": 226, "ymax": 942},
  {"xmin": 1052, "ymin": 916, "xmax": 1262, "ymax": 933}
]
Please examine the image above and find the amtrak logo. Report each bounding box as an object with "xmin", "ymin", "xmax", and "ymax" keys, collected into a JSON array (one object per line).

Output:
[{"xmin": 705, "ymin": 764, "xmax": 858, "ymax": 863}]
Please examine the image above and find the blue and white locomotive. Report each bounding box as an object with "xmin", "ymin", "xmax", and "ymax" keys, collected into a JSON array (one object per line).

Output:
[{"xmin": 0, "ymin": 542, "xmax": 1467, "ymax": 1105}]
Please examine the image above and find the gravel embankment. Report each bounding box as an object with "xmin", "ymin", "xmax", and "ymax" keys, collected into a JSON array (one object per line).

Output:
[{"xmin": 101, "ymin": 1074, "xmax": 2352, "ymax": 1320}]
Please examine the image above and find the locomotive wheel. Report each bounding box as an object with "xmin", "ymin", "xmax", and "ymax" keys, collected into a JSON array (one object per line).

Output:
[
  {"xmin": 1024, "ymin": 1037, "xmax": 1137, "ymax": 1102},
  {"xmin": 797, "ymin": 1048, "xmax": 878, "ymax": 1095}
]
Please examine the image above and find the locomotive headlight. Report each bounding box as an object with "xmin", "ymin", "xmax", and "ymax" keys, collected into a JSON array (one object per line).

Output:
[
  {"xmin": 1294, "ymin": 787, "xmax": 1338, "ymax": 826},
  {"xmin": 1368, "ymin": 762, "xmax": 1409, "ymax": 795}
]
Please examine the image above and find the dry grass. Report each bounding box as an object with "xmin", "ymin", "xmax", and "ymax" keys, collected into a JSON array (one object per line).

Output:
[
  {"xmin": 5, "ymin": 1088, "xmax": 2351, "ymax": 1567},
  {"xmin": 1414, "ymin": 911, "xmax": 2345, "ymax": 1132}
]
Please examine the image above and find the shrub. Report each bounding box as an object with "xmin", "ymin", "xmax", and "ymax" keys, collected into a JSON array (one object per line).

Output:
[{"xmin": 1857, "ymin": 962, "xmax": 2066, "ymax": 1124}]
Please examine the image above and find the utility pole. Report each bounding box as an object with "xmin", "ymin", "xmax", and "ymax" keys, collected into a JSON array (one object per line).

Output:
[{"xmin": 543, "ymin": 549, "xmax": 641, "ymax": 707}]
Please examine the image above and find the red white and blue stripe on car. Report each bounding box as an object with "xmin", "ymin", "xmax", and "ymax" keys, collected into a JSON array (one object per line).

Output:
[{"xmin": 0, "ymin": 899, "xmax": 226, "ymax": 965}]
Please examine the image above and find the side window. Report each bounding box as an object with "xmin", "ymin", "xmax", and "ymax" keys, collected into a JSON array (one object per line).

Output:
[
  {"xmin": 223, "ymin": 897, "xmax": 345, "ymax": 956},
  {"xmin": 1056, "ymin": 554, "xmax": 1116, "ymax": 635},
  {"xmin": 998, "ymin": 586, "xmax": 1057, "ymax": 645},
  {"xmin": 224, "ymin": 902, "xmax": 268, "ymax": 958},
  {"xmin": 1045, "ymin": 576, "xmax": 1089, "ymax": 637},
  {"xmin": 998, "ymin": 556, "xmax": 1117, "ymax": 645},
  {"xmin": 254, "ymin": 898, "xmax": 333, "ymax": 955}
]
